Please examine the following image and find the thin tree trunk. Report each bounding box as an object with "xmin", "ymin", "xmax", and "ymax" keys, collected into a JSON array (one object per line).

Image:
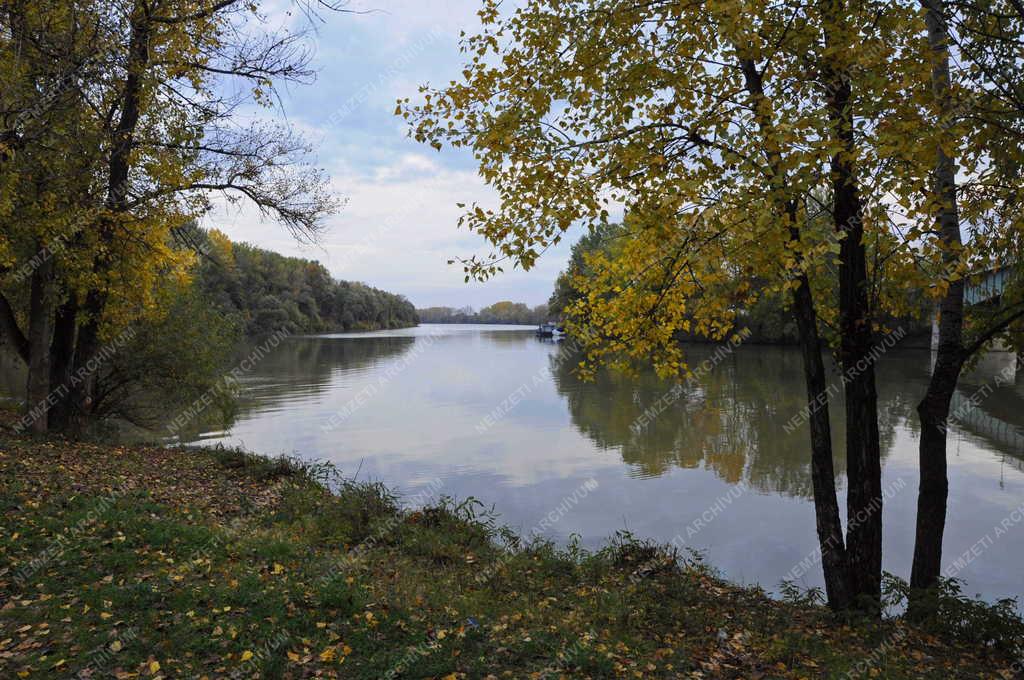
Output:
[
  {"xmin": 739, "ymin": 55, "xmax": 854, "ymax": 610},
  {"xmin": 911, "ymin": 0, "xmax": 965, "ymax": 598},
  {"xmin": 789, "ymin": 213, "xmax": 852, "ymax": 609},
  {"xmin": 47, "ymin": 297, "xmax": 78, "ymax": 431},
  {"xmin": 26, "ymin": 258, "xmax": 54, "ymax": 433},
  {"xmin": 824, "ymin": 45, "xmax": 884, "ymax": 612},
  {"xmin": 66, "ymin": 8, "xmax": 150, "ymax": 426}
]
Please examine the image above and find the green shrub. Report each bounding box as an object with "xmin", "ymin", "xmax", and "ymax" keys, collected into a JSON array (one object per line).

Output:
[{"xmin": 884, "ymin": 573, "xmax": 1024, "ymax": 652}]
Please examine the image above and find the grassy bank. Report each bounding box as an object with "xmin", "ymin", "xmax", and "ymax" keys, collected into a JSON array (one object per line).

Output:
[{"xmin": 0, "ymin": 434, "xmax": 1021, "ymax": 679}]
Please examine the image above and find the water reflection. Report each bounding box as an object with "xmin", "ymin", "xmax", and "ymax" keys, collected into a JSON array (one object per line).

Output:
[
  {"xmin": 951, "ymin": 355, "xmax": 1024, "ymax": 466},
  {"xmin": 178, "ymin": 334, "xmax": 417, "ymax": 439},
  {"xmin": 158, "ymin": 325, "xmax": 1024, "ymax": 604},
  {"xmin": 241, "ymin": 334, "xmax": 416, "ymax": 400},
  {"xmin": 551, "ymin": 344, "xmax": 916, "ymax": 498}
]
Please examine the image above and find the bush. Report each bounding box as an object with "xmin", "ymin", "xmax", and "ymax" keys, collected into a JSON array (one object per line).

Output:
[
  {"xmin": 92, "ymin": 281, "xmax": 242, "ymax": 430},
  {"xmin": 884, "ymin": 573, "xmax": 1024, "ymax": 652},
  {"xmin": 210, "ymin": 445, "xmax": 305, "ymax": 480}
]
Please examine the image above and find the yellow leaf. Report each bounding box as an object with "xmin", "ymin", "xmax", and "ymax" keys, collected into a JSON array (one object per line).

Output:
[
  {"xmin": 272, "ymin": 563, "xmax": 285, "ymax": 574},
  {"xmin": 319, "ymin": 647, "xmax": 336, "ymax": 662},
  {"xmin": 241, "ymin": 650, "xmax": 254, "ymax": 662},
  {"xmin": 110, "ymin": 639, "xmax": 123, "ymax": 652},
  {"xmin": 149, "ymin": 660, "xmax": 161, "ymax": 674}
]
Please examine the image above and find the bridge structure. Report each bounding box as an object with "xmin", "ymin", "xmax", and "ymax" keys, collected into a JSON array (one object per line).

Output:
[
  {"xmin": 929, "ymin": 264, "xmax": 1024, "ymax": 459},
  {"xmin": 964, "ymin": 266, "xmax": 1013, "ymax": 306},
  {"xmin": 950, "ymin": 389, "xmax": 1024, "ymax": 464},
  {"xmin": 931, "ymin": 264, "xmax": 1019, "ymax": 357},
  {"xmin": 947, "ymin": 349, "xmax": 1024, "ymax": 462}
]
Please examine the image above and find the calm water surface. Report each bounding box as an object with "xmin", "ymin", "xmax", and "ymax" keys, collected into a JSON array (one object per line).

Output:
[{"xmin": 179, "ymin": 324, "xmax": 1024, "ymax": 604}]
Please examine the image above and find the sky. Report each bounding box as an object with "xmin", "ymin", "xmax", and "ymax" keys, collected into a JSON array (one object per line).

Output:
[{"xmin": 205, "ymin": 0, "xmax": 575, "ymax": 310}]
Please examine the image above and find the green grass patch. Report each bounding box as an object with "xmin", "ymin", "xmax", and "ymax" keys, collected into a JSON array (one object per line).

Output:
[{"xmin": 1, "ymin": 434, "xmax": 1021, "ymax": 679}]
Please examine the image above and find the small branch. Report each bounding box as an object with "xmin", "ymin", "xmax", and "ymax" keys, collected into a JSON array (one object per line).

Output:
[{"xmin": 962, "ymin": 303, "xmax": 1024, "ymax": 359}]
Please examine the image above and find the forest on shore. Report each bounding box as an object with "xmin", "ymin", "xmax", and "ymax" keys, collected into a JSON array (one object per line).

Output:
[
  {"xmin": 193, "ymin": 228, "xmax": 418, "ymax": 337},
  {"xmin": 417, "ymin": 301, "xmax": 548, "ymax": 325}
]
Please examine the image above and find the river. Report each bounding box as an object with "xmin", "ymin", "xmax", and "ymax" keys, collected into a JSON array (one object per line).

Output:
[{"xmin": 171, "ymin": 324, "xmax": 1023, "ymax": 604}]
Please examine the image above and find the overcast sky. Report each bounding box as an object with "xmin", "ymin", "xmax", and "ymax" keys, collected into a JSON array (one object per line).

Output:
[{"xmin": 205, "ymin": 0, "xmax": 576, "ymax": 309}]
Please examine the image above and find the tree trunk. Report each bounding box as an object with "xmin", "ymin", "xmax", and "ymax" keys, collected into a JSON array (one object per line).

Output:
[
  {"xmin": 25, "ymin": 258, "xmax": 54, "ymax": 433},
  {"xmin": 738, "ymin": 55, "xmax": 854, "ymax": 610},
  {"xmin": 69, "ymin": 289, "xmax": 105, "ymax": 427},
  {"xmin": 825, "ymin": 59, "xmax": 883, "ymax": 613},
  {"xmin": 47, "ymin": 297, "xmax": 78, "ymax": 431},
  {"xmin": 788, "ymin": 226, "xmax": 852, "ymax": 609},
  {"xmin": 912, "ymin": 385, "xmax": 958, "ymax": 593},
  {"xmin": 910, "ymin": 0, "xmax": 965, "ymax": 599},
  {"xmin": 62, "ymin": 10, "xmax": 151, "ymax": 428}
]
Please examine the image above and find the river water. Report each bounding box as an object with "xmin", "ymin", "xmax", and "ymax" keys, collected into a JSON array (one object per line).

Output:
[{"xmin": 173, "ymin": 324, "xmax": 1024, "ymax": 604}]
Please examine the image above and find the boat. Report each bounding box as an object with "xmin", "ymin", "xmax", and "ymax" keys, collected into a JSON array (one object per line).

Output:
[{"xmin": 535, "ymin": 321, "xmax": 565, "ymax": 338}]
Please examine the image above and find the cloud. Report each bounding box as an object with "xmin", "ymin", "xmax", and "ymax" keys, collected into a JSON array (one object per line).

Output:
[
  {"xmin": 206, "ymin": 152, "xmax": 572, "ymax": 308},
  {"xmin": 207, "ymin": 0, "xmax": 568, "ymax": 309},
  {"xmin": 339, "ymin": 0, "xmax": 489, "ymax": 43}
]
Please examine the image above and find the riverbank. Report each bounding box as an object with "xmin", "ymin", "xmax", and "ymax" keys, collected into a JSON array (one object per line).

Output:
[{"xmin": 0, "ymin": 434, "xmax": 1021, "ymax": 679}]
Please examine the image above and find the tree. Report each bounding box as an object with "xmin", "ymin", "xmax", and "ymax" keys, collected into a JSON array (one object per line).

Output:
[
  {"xmin": 401, "ymin": 0, "xmax": 960, "ymax": 611},
  {"xmin": 550, "ymin": 219, "xmax": 930, "ymax": 343},
  {"xmin": 0, "ymin": 0, "xmax": 109, "ymax": 432},
  {"xmin": 906, "ymin": 0, "xmax": 1024, "ymax": 600},
  {"xmin": 0, "ymin": 0, "xmax": 342, "ymax": 433},
  {"xmin": 89, "ymin": 275, "xmax": 242, "ymax": 428},
  {"xmin": 548, "ymin": 222, "xmax": 625, "ymax": 318}
]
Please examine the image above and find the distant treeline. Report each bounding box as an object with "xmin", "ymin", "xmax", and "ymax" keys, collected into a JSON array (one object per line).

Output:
[
  {"xmin": 194, "ymin": 228, "xmax": 418, "ymax": 336},
  {"xmin": 417, "ymin": 301, "xmax": 549, "ymax": 325}
]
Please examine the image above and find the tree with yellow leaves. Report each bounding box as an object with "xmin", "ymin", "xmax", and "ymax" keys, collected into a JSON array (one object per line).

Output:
[
  {"xmin": 905, "ymin": 0, "xmax": 1024, "ymax": 603},
  {"xmin": 402, "ymin": 0, "xmax": 1023, "ymax": 611},
  {"xmin": 0, "ymin": 0, "xmax": 342, "ymax": 432}
]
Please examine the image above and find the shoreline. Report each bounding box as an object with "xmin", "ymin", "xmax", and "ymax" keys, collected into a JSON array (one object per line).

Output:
[{"xmin": 1, "ymin": 433, "xmax": 1021, "ymax": 678}]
